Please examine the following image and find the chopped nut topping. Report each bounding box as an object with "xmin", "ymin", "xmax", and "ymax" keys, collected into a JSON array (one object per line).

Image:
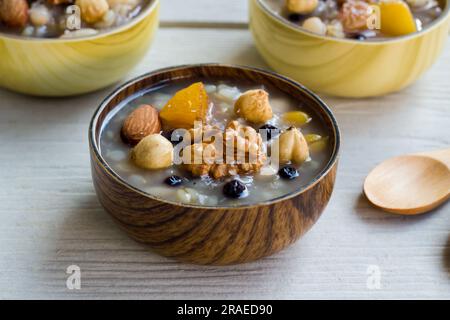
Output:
[
  {"xmin": 234, "ymin": 89, "xmax": 273, "ymax": 124},
  {"xmin": 182, "ymin": 122, "xmax": 267, "ymax": 179}
]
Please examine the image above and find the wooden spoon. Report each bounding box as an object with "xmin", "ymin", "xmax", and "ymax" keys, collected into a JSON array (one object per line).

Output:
[{"xmin": 364, "ymin": 149, "xmax": 450, "ymax": 215}]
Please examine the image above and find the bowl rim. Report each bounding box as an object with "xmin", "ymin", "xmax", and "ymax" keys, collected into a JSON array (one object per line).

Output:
[
  {"xmin": 0, "ymin": 0, "xmax": 159, "ymax": 43},
  {"xmin": 89, "ymin": 63, "xmax": 341, "ymax": 210},
  {"xmin": 255, "ymin": 0, "xmax": 450, "ymax": 45}
]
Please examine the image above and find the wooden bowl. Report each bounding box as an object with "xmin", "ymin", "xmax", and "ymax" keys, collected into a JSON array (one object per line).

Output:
[
  {"xmin": 0, "ymin": 0, "xmax": 159, "ymax": 97},
  {"xmin": 249, "ymin": 0, "xmax": 450, "ymax": 98},
  {"xmin": 89, "ymin": 64, "xmax": 340, "ymax": 265}
]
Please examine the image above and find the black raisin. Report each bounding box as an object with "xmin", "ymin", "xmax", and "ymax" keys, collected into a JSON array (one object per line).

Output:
[
  {"xmin": 162, "ymin": 129, "xmax": 184, "ymax": 145},
  {"xmin": 223, "ymin": 180, "xmax": 249, "ymax": 199},
  {"xmin": 288, "ymin": 14, "xmax": 302, "ymax": 23},
  {"xmin": 278, "ymin": 166, "xmax": 300, "ymax": 180},
  {"xmin": 351, "ymin": 33, "xmax": 366, "ymax": 41},
  {"xmin": 164, "ymin": 175, "xmax": 183, "ymax": 187}
]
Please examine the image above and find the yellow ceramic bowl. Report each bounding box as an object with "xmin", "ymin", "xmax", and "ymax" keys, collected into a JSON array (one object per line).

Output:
[
  {"xmin": 250, "ymin": 0, "xmax": 450, "ymax": 97},
  {"xmin": 0, "ymin": 0, "xmax": 159, "ymax": 97}
]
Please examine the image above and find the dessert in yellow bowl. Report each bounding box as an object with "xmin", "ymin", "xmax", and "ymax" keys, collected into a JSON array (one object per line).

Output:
[
  {"xmin": 0, "ymin": 0, "xmax": 159, "ymax": 97},
  {"xmin": 250, "ymin": 0, "xmax": 450, "ymax": 97}
]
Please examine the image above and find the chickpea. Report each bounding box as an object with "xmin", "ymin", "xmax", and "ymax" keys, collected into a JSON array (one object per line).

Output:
[
  {"xmin": 286, "ymin": 0, "xmax": 319, "ymax": 14},
  {"xmin": 29, "ymin": 4, "xmax": 52, "ymax": 27},
  {"xmin": 302, "ymin": 17, "xmax": 327, "ymax": 36},
  {"xmin": 131, "ymin": 134, "xmax": 174, "ymax": 170},
  {"xmin": 75, "ymin": 0, "xmax": 109, "ymax": 24},
  {"xmin": 234, "ymin": 89, "xmax": 273, "ymax": 123}
]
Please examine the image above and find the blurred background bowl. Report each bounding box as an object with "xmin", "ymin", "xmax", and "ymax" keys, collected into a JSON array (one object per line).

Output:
[
  {"xmin": 249, "ymin": 0, "xmax": 450, "ymax": 98},
  {"xmin": 0, "ymin": 0, "xmax": 159, "ymax": 97}
]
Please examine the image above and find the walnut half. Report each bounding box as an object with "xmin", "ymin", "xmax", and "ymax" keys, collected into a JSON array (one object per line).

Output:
[{"xmin": 182, "ymin": 121, "xmax": 267, "ymax": 179}]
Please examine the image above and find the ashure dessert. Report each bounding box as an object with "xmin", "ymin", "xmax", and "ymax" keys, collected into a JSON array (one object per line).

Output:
[
  {"xmin": 264, "ymin": 0, "xmax": 443, "ymax": 39},
  {"xmin": 100, "ymin": 80, "xmax": 332, "ymax": 206},
  {"xmin": 0, "ymin": 0, "xmax": 147, "ymax": 38}
]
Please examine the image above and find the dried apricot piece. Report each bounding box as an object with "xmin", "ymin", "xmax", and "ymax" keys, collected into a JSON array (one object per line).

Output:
[
  {"xmin": 379, "ymin": 0, "xmax": 417, "ymax": 36},
  {"xmin": 282, "ymin": 111, "xmax": 311, "ymax": 127},
  {"xmin": 160, "ymin": 82, "xmax": 209, "ymax": 129}
]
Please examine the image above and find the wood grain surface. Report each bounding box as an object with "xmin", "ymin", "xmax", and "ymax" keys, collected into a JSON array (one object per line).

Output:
[
  {"xmin": 0, "ymin": 0, "xmax": 449, "ymax": 299},
  {"xmin": 364, "ymin": 150, "xmax": 450, "ymax": 215}
]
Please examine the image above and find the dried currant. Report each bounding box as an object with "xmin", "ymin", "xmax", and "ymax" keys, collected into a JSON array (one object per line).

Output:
[
  {"xmin": 223, "ymin": 180, "xmax": 249, "ymax": 199},
  {"xmin": 278, "ymin": 166, "xmax": 300, "ymax": 180},
  {"xmin": 164, "ymin": 175, "xmax": 183, "ymax": 187}
]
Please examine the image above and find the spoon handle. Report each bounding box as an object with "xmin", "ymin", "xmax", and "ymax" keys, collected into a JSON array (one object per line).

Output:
[{"xmin": 419, "ymin": 148, "xmax": 450, "ymax": 169}]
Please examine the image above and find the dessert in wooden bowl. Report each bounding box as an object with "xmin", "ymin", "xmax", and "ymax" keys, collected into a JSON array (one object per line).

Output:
[{"xmin": 89, "ymin": 64, "xmax": 340, "ymax": 265}]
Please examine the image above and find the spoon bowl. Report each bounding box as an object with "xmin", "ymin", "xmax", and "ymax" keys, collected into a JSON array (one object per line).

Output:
[{"xmin": 364, "ymin": 151, "xmax": 450, "ymax": 215}]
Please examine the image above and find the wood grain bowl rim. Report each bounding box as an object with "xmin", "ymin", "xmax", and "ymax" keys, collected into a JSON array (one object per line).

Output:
[
  {"xmin": 89, "ymin": 63, "xmax": 341, "ymax": 210},
  {"xmin": 0, "ymin": 0, "xmax": 159, "ymax": 43},
  {"xmin": 255, "ymin": 0, "xmax": 450, "ymax": 45}
]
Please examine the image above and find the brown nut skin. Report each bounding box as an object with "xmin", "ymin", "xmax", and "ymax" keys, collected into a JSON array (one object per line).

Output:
[
  {"xmin": 75, "ymin": 0, "xmax": 109, "ymax": 24},
  {"xmin": 121, "ymin": 104, "xmax": 162, "ymax": 146},
  {"xmin": 278, "ymin": 127, "xmax": 310, "ymax": 164},
  {"xmin": 0, "ymin": 0, "xmax": 29, "ymax": 28},
  {"xmin": 234, "ymin": 89, "xmax": 273, "ymax": 124},
  {"xmin": 131, "ymin": 134, "xmax": 174, "ymax": 170}
]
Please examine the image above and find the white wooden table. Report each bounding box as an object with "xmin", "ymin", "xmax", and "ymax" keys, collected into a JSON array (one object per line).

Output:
[{"xmin": 0, "ymin": 0, "xmax": 449, "ymax": 300}]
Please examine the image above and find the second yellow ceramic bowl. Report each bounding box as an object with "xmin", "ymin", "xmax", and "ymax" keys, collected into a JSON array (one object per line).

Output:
[
  {"xmin": 0, "ymin": 0, "xmax": 159, "ymax": 97},
  {"xmin": 250, "ymin": 0, "xmax": 450, "ymax": 98}
]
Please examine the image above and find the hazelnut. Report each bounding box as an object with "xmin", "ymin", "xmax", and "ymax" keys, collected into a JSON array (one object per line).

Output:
[
  {"xmin": 75, "ymin": 0, "xmax": 109, "ymax": 24},
  {"xmin": 286, "ymin": 0, "xmax": 319, "ymax": 14},
  {"xmin": 302, "ymin": 17, "xmax": 327, "ymax": 36},
  {"xmin": 277, "ymin": 127, "xmax": 310, "ymax": 164},
  {"xmin": 0, "ymin": 0, "xmax": 29, "ymax": 28},
  {"xmin": 234, "ymin": 89, "xmax": 273, "ymax": 124},
  {"xmin": 29, "ymin": 4, "xmax": 51, "ymax": 27},
  {"xmin": 131, "ymin": 134, "xmax": 174, "ymax": 170},
  {"xmin": 121, "ymin": 104, "xmax": 162, "ymax": 146}
]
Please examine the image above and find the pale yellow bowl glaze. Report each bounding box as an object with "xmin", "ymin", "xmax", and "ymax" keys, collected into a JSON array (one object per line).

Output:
[
  {"xmin": 0, "ymin": 0, "xmax": 159, "ymax": 97},
  {"xmin": 250, "ymin": 0, "xmax": 450, "ymax": 97}
]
